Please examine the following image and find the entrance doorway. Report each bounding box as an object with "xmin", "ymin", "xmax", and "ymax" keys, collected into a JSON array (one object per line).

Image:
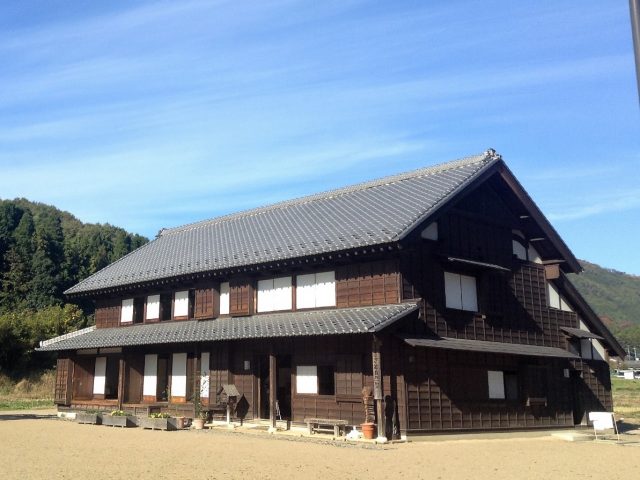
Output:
[
  {"xmin": 257, "ymin": 355, "xmax": 292, "ymax": 420},
  {"xmin": 571, "ymin": 370, "xmax": 585, "ymax": 425}
]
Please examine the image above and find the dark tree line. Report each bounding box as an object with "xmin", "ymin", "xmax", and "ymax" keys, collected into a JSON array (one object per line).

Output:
[{"xmin": 0, "ymin": 198, "xmax": 147, "ymax": 376}]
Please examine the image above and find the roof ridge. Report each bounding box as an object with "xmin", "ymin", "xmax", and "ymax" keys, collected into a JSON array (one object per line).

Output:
[{"xmin": 160, "ymin": 150, "xmax": 495, "ymax": 237}]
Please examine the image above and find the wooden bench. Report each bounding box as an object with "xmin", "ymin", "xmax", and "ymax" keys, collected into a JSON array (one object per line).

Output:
[{"xmin": 304, "ymin": 417, "xmax": 348, "ymax": 437}]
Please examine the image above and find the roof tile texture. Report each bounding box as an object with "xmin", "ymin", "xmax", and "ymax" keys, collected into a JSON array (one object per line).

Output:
[{"xmin": 66, "ymin": 153, "xmax": 496, "ymax": 294}]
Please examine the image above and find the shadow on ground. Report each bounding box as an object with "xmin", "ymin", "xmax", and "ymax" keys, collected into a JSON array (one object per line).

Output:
[{"xmin": 0, "ymin": 412, "xmax": 57, "ymax": 421}]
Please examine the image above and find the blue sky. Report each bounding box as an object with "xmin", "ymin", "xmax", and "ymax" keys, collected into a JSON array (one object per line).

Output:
[{"xmin": 1, "ymin": 1, "xmax": 639, "ymax": 274}]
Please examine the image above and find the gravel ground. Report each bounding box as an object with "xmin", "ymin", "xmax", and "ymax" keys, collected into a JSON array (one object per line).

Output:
[{"xmin": 1, "ymin": 409, "xmax": 639, "ymax": 480}]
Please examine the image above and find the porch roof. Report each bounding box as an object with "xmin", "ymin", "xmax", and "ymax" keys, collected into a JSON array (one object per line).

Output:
[
  {"xmin": 560, "ymin": 326, "xmax": 604, "ymax": 340},
  {"xmin": 398, "ymin": 334, "xmax": 579, "ymax": 359},
  {"xmin": 37, "ymin": 302, "xmax": 419, "ymax": 352}
]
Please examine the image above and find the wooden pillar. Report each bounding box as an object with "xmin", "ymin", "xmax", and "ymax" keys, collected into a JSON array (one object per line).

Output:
[
  {"xmin": 117, "ymin": 357, "xmax": 126, "ymax": 410},
  {"xmin": 372, "ymin": 335, "xmax": 386, "ymax": 442},
  {"xmin": 269, "ymin": 353, "xmax": 277, "ymax": 430}
]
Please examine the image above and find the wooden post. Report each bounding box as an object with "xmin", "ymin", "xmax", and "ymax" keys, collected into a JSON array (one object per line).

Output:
[
  {"xmin": 117, "ymin": 357, "xmax": 126, "ymax": 410},
  {"xmin": 269, "ymin": 353, "xmax": 277, "ymax": 431},
  {"xmin": 372, "ymin": 336, "xmax": 386, "ymax": 442}
]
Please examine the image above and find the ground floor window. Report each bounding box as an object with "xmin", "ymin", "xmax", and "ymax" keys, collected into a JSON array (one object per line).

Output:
[
  {"xmin": 296, "ymin": 365, "xmax": 335, "ymax": 395},
  {"xmin": 318, "ymin": 365, "xmax": 335, "ymax": 395},
  {"xmin": 488, "ymin": 370, "xmax": 518, "ymax": 400}
]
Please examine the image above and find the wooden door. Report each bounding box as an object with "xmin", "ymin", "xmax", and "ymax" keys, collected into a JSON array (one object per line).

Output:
[{"xmin": 72, "ymin": 356, "xmax": 95, "ymax": 400}]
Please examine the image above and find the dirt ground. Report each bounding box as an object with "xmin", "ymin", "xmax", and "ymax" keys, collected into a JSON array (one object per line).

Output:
[{"xmin": 1, "ymin": 410, "xmax": 639, "ymax": 480}]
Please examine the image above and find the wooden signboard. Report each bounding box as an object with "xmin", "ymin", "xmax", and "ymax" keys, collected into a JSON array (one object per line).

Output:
[{"xmin": 372, "ymin": 342, "xmax": 383, "ymax": 400}]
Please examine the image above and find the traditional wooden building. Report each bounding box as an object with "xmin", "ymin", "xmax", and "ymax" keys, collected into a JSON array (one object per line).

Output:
[{"xmin": 39, "ymin": 150, "xmax": 624, "ymax": 438}]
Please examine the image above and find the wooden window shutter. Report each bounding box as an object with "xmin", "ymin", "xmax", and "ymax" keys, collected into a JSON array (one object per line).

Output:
[
  {"xmin": 54, "ymin": 357, "xmax": 72, "ymax": 405},
  {"xmin": 194, "ymin": 287, "xmax": 215, "ymax": 319},
  {"xmin": 229, "ymin": 279, "xmax": 254, "ymax": 316}
]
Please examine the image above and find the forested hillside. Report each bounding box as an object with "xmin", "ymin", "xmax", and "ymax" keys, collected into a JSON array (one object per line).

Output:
[
  {"xmin": 570, "ymin": 260, "xmax": 640, "ymax": 351},
  {"xmin": 0, "ymin": 198, "xmax": 148, "ymax": 375}
]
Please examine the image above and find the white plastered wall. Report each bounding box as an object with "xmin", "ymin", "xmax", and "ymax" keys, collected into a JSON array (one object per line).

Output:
[
  {"xmin": 120, "ymin": 299, "xmax": 134, "ymax": 323},
  {"xmin": 219, "ymin": 282, "xmax": 230, "ymax": 315},
  {"xmin": 171, "ymin": 353, "xmax": 187, "ymax": 398},
  {"xmin": 143, "ymin": 354, "xmax": 158, "ymax": 397},
  {"xmin": 174, "ymin": 290, "xmax": 189, "ymax": 317},
  {"xmin": 93, "ymin": 357, "xmax": 106, "ymax": 395},
  {"xmin": 579, "ymin": 319, "xmax": 606, "ymax": 361}
]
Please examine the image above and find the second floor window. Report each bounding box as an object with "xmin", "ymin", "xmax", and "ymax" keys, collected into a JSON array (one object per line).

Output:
[
  {"xmin": 257, "ymin": 276, "xmax": 292, "ymax": 313},
  {"xmin": 120, "ymin": 298, "xmax": 134, "ymax": 324},
  {"xmin": 146, "ymin": 295, "xmax": 160, "ymax": 321},
  {"xmin": 219, "ymin": 282, "xmax": 230, "ymax": 315},
  {"xmin": 296, "ymin": 271, "xmax": 336, "ymax": 309},
  {"xmin": 173, "ymin": 290, "xmax": 189, "ymax": 317},
  {"xmin": 444, "ymin": 271, "xmax": 478, "ymax": 312},
  {"xmin": 547, "ymin": 282, "xmax": 572, "ymax": 312},
  {"xmin": 488, "ymin": 370, "xmax": 518, "ymax": 400}
]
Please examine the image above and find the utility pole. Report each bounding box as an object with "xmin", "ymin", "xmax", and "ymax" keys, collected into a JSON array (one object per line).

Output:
[{"xmin": 631, "ymin": 0, "xmax": 640, "ymax": 103}]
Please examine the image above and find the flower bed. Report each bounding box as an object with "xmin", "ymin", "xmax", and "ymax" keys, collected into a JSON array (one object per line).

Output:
[
  {"xmin": 76, "ymin": 412, "xmax": 101, "ymax": 425},
  {"xmin": 138, "ymin": 413, "xmax": 183, "ymax": 431},
  {"xmin": 102, "ymin": 410, "xmax": 136, "ymax": 428}
]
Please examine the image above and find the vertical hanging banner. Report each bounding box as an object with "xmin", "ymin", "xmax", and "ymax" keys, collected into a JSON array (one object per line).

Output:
[{"xmin": 372, "ymin": 339, "xmax": 383, "ymax": 400}]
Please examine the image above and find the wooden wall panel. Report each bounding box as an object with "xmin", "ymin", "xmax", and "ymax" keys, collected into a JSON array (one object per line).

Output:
[
  {"xmin": 571, "ymin": 359, "xmax": 612, "ymax": 416},
  {"xmin": 404, "ymin": 347, "xmax": 574, "ymax": 432},
  {"xmin": 401, "ymin": 245, "xmax": 580, "ymax": 350},
  {"xmin": 94, "ymin": 299, "xmax": 121, "ymax": 328},
  {"xmin": 336, "ymin": 259, "xmax": 400, "ymax": 308},
  {"xmin": 289, "ymin": 335, "xmax": 373, "ymax": 426},
  {"xmin": 335, "ymin": 354, "xmax": 363, "ymax": 397},
  {"xmin": 209, "ymin": 345, "xmax": 230, "ymax": 403}
]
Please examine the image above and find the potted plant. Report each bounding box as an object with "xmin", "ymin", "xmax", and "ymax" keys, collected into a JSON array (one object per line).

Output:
[
  {"xmin": 361, "ymin": 386, "xmax": 376, "ymax": 439},
  {"xmin": 102, "ymin": 410, "xmax": 136, "ymax": 428},
  {"xmin": 192, "ymin": 385, "xmax": 207, "ymax": 430},
  {"xmin": 76, "ymin": 409, "xmax": 101, "ymax": 425}
]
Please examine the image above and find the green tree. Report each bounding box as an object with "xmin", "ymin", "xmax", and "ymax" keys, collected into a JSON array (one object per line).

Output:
[
  {"xmin": 0, "ymin": 210, "xmax": 35, "ymax": 312},
  {"xmin": 28, "ymin": 210, "xmax": 64, "ymax": 308}
]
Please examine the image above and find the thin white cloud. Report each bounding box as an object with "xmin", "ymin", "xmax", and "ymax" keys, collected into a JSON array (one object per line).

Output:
[{"xmin": 547, "ymin": 189, "xmax": 640, "ymax": 221}]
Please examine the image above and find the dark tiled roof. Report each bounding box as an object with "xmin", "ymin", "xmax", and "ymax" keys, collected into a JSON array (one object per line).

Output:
[
  {"xmin": 65, "ymin": 152, "xmax": 500, "ymax": 295},
  {"xmin": 37, "ymin": 303, "xmax": 419, "ymax": 352},
  {"xmin": 560, "ymin": 326, "xmax": 604, "ymax": 340},
  {"xmin": 399, "ymin": 335, "xmax": 579, "ymax": 359}
]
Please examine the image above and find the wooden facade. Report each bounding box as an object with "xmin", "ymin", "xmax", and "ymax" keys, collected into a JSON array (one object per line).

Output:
[{"xmin": 49, "ymin": 162, "xmax": 622, "ymax": 438}]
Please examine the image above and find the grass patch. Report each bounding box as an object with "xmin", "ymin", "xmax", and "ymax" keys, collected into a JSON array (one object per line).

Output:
[
  {"xmin": 612, "ymin": 377, "xmax": 640, "ymax": 420},
  {"xmin": 0, "ymin": 398, "xmax": 54, "ymax": 410},
  {"xmin": 0, "ymin": 371, "xmax": 55, "ymax": 411}
]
